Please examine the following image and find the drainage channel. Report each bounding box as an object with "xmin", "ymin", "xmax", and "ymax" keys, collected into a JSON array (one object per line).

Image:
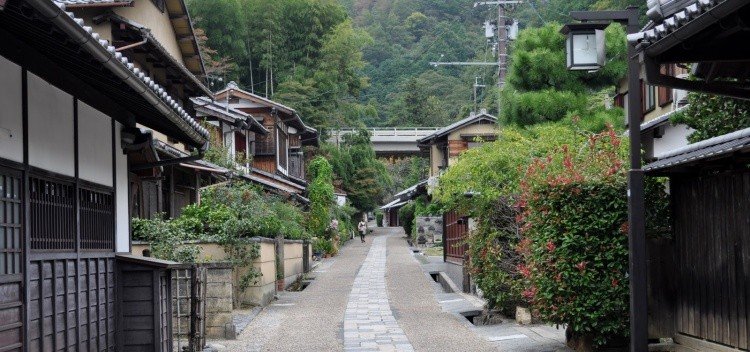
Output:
[{"xmin": 428, "ymin": 271, "xmax": 504, "ymax": 326}]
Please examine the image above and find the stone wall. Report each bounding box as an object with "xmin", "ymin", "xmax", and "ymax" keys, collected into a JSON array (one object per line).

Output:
[
  {"xmin": 132, "ymin": 238, "xmax": 313, "ymax": 308},
  {"xmin": 416, "ymin": 216, "xmax": 443, "ymax": 244},
  {"xmin": 204, "ymin": 263, "xmax": 235, "ymax": 339}
]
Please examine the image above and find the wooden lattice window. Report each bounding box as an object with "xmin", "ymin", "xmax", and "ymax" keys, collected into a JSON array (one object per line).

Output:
[
  {"xmin": 30, "ymin": 175, "xmax": 75, "ymax": 251},
  {"xmin": 0, "ymin": 169, "xmax": 22, "ymax": 275},
  {"xmin": 80, "ymin": 187, "xmax": 114, "ymax": 251}
]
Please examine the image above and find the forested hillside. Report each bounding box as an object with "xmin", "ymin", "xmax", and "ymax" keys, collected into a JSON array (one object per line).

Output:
[{"xmin": 188, "ymin": 0, "xmax": 644, "ymax": 130}]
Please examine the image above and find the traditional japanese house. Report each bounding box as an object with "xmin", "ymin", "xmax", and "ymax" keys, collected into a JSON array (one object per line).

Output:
[
  {"xmin": 417, "ymin": 111, "xmax": 498, "ymax": 292},
  {"xmin": 628, "ymin": 1, "xmax": 750, "ymax": 350},
  {"xmin": 214, "ymin": 82, "xmax": 320, "ymax": 195},
  {"xmin": 0, "ymin": 0, "xmax": 211, "ymax": 350},
  {"xmin": 59, "ymin": 0, "xmax": 233, "ymax": 220}
]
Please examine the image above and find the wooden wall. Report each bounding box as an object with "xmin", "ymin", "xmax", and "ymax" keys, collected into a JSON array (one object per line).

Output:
[
  {"xmin": 444, "ymin": 211, "xmax": 467, "ymax": 265},
  {"xmin": 664, "ymin": 171, "xmax": 750, "ymax": 350}
]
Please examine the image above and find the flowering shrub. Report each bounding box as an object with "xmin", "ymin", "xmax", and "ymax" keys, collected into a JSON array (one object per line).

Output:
[{"xmin": 518, "ymin": 128, "xmax": 630, "ymax": 346}]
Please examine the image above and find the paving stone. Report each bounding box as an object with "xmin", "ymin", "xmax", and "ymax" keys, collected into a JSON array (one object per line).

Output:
[{"xmin": 344, "ymin": 236, "xmax": 414, "ymax": 351}]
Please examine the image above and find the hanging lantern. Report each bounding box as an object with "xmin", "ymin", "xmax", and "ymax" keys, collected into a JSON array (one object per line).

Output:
[{"xmin": 560, "ymin": 22, "xmax": 609, "ymax": 71}]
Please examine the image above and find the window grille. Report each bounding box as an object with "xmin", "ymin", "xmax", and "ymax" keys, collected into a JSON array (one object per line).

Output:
[
  {"xmin": 0, "ymin": 170, "xmax": 22, "ymax": 275},
  {"xmin": 80, "ymin": 187, "xmax": 114, "ymax": 251},
  {"xmin": 30, "ymin": 176, "xmax": 75, "ymax": 251}
]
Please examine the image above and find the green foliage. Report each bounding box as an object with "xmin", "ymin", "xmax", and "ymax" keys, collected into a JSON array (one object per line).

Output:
[
  {"xmin": 308, "ymin": 157, "xmax": 335, "ymax": 237},
  {"xmin": 131, "ymin": 216, "xmax": 200, "ymax": 263},
  {"xmin": 433, "ymin": 124, "xmax": 583, "ymax": 214},
  {"xmin": 398, "ymin": 202, "xmax": 416, "ymax": 237},
  {"xmin": 502, "ymin": 24, "xmax": 626, "ymax": 130},
  {"xmin": 320, "ymin": 130, "xmax": 391, "ymax": 212},
  {"xmin": 385, "ymin": 157, "xmax": 428, "ymax": 197},
  {"xmin": 375, "ymin": 211, "xmax": 383, "ymax": 227},
  {"xmin": 518, "ymin": 129, "xmax": 630, "ymax": 346},
  {"xmin": 671, "ymin": 92, "xmax": 750, "ymax": 143}
]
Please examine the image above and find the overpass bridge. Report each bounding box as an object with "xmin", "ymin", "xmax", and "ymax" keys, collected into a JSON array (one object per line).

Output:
[{"xmin": 328, "ymin": 127, "xmax": 440, "ymax": 157}]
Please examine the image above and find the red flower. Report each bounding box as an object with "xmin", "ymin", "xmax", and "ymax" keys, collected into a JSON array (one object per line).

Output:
[
  {"xmin": 522, "ymin": 286, "xmax": 537, "ymax": 300},
  {"xmin": 575, "ymin": 261, "xmax": 587, "ymax": 272},
  {"xmin": 611, "ymin": 278, "xmax": 619, "ymax": 288},
  {"xmin": 555, "ymin": 273, "xmax": 562, "ymax": 282},
  {"xmin": 546, "ymin": 240, "xmax": 556, "ymax": 252},
  {"xmin": 517, "ymin": 264, "xmax": 531, "ymax": 278}
]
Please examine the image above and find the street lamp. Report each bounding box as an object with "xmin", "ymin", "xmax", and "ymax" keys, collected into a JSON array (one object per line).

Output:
[
  {"xmin": 560, "ymin": 22, "xmax": 608, "ymax": 71},
  {"xmin": 563, "ymin": 7, "xmax": 647, "ymax": 352}
]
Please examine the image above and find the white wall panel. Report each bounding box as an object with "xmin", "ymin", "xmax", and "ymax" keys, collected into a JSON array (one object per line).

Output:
[
  {"xmin": 28, "ymin": 73, "xmax": 74, "ymax": 176},
  {"xmin": 77, "ymin": 102, "xmax": 113, "ymax": 186},
  {"xmin": 0, "ymin": 55, "xmax": 23, "ymax": 163},
  {"xmin": 115, "ymin": 122, "xmax": 130, "ymax": 253}
]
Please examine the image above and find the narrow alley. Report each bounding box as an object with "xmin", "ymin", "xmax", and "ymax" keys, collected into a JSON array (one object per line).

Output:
[{"xmin": 212, "ymin": 228, "xmax": 569, "ymax": 352}]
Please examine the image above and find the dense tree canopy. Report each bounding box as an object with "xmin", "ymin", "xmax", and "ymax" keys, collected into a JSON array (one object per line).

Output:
[{"xmin": 501, "ymin": 23, "xmax": 626, "ymax": 131}]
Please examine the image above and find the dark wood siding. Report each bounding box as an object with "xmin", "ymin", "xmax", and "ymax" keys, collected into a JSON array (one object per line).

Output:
[
  {"xmin": 0, "ymin": 167, "xmax": 23, "ymax": 351},
  {"xmin": 117, "ymin": 261, "xmax": 172, "ymax": 352},
  {"xmin": 670, "ymin": 171, "xmax": 750, "ymax": 350},
  {"xmin": 444, "ymin": 211, "xmax": 467, "ymax": 264},
  {"xmin": 27, "ymin": 256, "xmax": 115, "ymax": 351}
]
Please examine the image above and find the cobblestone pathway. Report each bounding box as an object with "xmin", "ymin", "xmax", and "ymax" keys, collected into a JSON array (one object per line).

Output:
[{"xmin": 344, "ymin": 235, "xmax": 414, "ymax": 351}]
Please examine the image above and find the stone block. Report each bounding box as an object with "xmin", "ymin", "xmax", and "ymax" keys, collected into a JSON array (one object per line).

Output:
[
  {"xmin": 205, "ymin": 312, "xmax": 233, "ymax": 328},
  {"xmin": 516, "ymin": 306, "xmax": 532, "ymax": 325},
  {"xmin": 206, "ymin": 297, "xmax": 233, "ymax": 312},
  {"xmin": 206, "ymin": 282, "xmax": 233, "ymax": 299}
]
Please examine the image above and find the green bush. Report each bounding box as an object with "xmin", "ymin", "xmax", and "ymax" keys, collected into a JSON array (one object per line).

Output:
[
  {"xmin": 308, "ymin": 157, "xmax": 335, "ymax": 237},
  {"xmin": 375, "ymin": 211, "xmax": 383, "ymax": 227},
  {"xmin": 517, "ymin": 128, "xmax": 669, "ymax": 346}
]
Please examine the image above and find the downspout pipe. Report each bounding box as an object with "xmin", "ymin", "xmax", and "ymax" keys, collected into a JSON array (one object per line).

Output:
[{"xmin": 28, "ymin": 0, "xmax": 209, "ymax": 148}]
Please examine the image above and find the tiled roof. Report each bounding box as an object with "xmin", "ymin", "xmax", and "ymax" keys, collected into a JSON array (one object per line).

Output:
[
  {"xmin": 58, "ymin": 0, "xmax": 132, "ymax": 6},
  {"xmin": 418, "ymin": 111, "xmax": 497, "ymax": 145},
  {"xmin": 192, "ymin": 97, "xmax": 269, "ymax": 134},
  {"xmin": 627, "ymin": 0, "xmax": 726, "ymax": 48},
  {"xmin": 644, "ymin": 126, "xmax": 750, "ymax": 172},
  {"xmin": 51, "ymin": 1, "xmax": 209, "ymax": 141},
  {"xmin": 641, "ymin": 105, "xmax": 688, "ymax": 132}
]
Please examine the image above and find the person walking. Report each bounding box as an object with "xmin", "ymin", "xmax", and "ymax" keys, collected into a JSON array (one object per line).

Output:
[{"xmin": 358, "ymin": 219, "xmax": 367, "ymax": 243}]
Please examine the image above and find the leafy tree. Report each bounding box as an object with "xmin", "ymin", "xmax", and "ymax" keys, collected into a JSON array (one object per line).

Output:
[
  {"xmin": 319, "ymin": 130, "xmax": 391, "ymax": 213},
  {"xmin": 501, "ymin": 23, "xmax": 626, "ymax": 131},
  {"xmin": 308, "ymin": 157, "xmax": 335, "ymax": 237},
  {"xmin": 671, "ymin": 92, "xmax": 750, "ymax": 143}
]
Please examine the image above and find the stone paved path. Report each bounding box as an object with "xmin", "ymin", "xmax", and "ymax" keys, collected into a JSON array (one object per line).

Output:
[
  {"xmin": 208, "ymin": 227, "xmax": 568, "ymax": 351},
  {"xmin": 344, "ymin": 235, "xmax": 413, "ymax": 351}
]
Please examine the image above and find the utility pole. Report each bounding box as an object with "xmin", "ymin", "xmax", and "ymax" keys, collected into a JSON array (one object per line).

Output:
[
  {"xmin": 473, "ymin": 77, "xmax": 487, "ymax": 111},
  {"xmin": 474, "ymin": 1, "xmax": 521, "ymax": 87}
]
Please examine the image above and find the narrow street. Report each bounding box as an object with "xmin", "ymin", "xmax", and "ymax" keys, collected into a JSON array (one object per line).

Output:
[{"xmin": 214, "ymin": 227, "xmax": 568, "ymax": 352}]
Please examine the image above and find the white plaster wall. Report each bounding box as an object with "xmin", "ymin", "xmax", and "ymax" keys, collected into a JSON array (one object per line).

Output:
[
  {"xmin": 28, "ymin": 73, "xmax": 74, "ymax": 176},
  {"xmin": 78, "ymin": 102, "xmax": 113, "ymax": 186},
  {"xmin": 0, "ymin": 55, "xmax": 23, "ymax": 163},
  {"xmin": 115, "ymin": 122, "xmax": 130, "ymax": 253},
  {"xmin": 114, "ymin": 1, "xmax": 184, "ymax": 64},
  {"xmin": 653, "ymin": 124, "xmax": 694, "ymax": 158}
]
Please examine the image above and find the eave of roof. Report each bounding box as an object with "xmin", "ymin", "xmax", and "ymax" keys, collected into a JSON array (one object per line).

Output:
[
  {"xmin": 628, "ymin": 0, "xmax": 742, "ymax": 56},
  {"xmin": 59, "ymin": 0, "xmax": 133, "ymax": 8},
  {"xmin": 192, "ymin": 97, "xmax": 269, "ymax": 135},
  {"xmin": 644, "ymin": 126, "xmax": 750, "ymax": 172},
  {"xmin": 21, "ymin": 0, "xmax": 208, "ymax": 146},
  {"xmin": 215, "ymin": 82, "xmax": 319, "ymax": 137},
  {"xmin": 165, "ymin": 0, "xmax": 205, "ymax": 77},
  {"xmin": 97, "ymin": 12, "xmax": 211, "ymax": 96},
  {"xmin": 417, "ymin": 112, "xmax": 498, "ymax": 145},
  {"xmin": 641, "ymin": 105, "xmax": 689, "ymax": 132}
]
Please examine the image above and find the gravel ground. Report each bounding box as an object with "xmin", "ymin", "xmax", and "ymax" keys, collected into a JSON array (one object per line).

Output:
[
  {"xmin": 213, "ymin": 237, "xmax": 372, "ymax": 351},
  {"xmin": 208, "ymin": 228, "xmax": 568, "ymax": 352},
  {"xmin": 385, "ymin": 232, "xmax": 497, "ymax": 352}
]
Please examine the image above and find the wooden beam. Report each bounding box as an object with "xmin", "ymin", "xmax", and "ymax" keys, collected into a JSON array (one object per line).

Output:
[{"xmin": 169, "ymin": 14, "xmax": 187, "ymax": 20}]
